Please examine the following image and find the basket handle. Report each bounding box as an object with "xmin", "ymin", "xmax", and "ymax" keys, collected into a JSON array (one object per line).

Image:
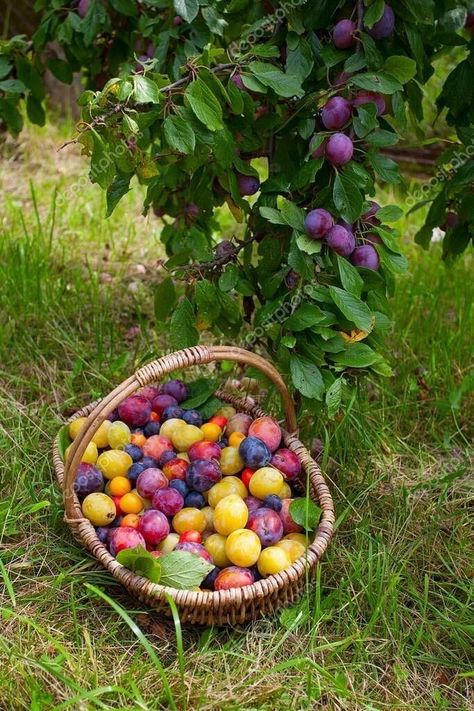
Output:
[{"xmin": 63, "ymin": 345, "xmax": 298, "ymax": 520}]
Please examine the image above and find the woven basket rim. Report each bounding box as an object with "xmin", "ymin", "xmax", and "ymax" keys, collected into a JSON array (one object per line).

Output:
[{"xmin": 53, "ymin": 391, "xmax": 334, "ymax": 607}]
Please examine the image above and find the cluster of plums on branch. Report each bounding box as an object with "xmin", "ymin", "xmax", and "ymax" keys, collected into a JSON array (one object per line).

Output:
[
  {"xmin": 66, "ymin": 379, "xmax": 315, "ymax": 591},
  {"xmin": 332, "ymin": 3, "xmax": 395, "ymax": 48},
  {"xmin": 304, "ymin": 202, "xmax": 381, "ymax": 270}
]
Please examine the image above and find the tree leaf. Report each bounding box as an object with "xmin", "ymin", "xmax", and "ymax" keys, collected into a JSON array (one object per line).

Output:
[
  {"xmin": 173, "ymin": 0, "xmax": 199, "ymax": 23},
  {"xmin": 154, "ymin": 277, "xmax": 177, "ymax": 322},
  {"xmin": 185, "ymin": 78, "xmax": 223, "ymax": 131},
  {"xmin": 290, "ymin": 356, "xmax": 325, "ymax": 400},
  {"xmin": 328, "ymin": 286, "xmax": 373, "ymax": 332},
  {"xmin": 333, "ymin": 172, "xmax": 364, "ymax": 223},
  {"xmin": 163, "ymin": 114, "xmax": 195, "ymax": 154},
  {"xmin": 284, "ymin": 303, "xmax": 325, "ymax": 331},
  {"xmin": 248, "ymin": 62, "xmax": 303, "ymax": 98},
  {"xmin": 351, "ymin": 72, "xmax": 403, "ymax": 94},
  {"xmin": 336, "ymin": 254, "xmax": 363, "ymax": 297},
  {"xmin": 331, "ymin": 343, "xmax": 381, "ymax": 367},
  {"xmin": 195, "ymin": 279, "xmax": 220, "ymax": 326},
  {"xmin": 106, "ymin": 174, "xmax": 130, "ymax": 216},
  {"xmin": 170, "ymin": 298, "xmax": 199, "ymax": 349},
  {"xmin": 133, "ymin": 75, "xmax": 161, "ymax": 104},
  {"xmin": 383, "ymin": 56, "xmax": 417, "ymax": 84}
]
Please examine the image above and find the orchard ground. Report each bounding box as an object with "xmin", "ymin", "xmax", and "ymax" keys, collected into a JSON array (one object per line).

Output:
[{"xmin": 0, "ymin": 122, "xmax": 472, "ymax": 710}]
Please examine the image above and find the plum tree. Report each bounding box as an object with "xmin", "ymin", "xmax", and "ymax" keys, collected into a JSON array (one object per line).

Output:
[{"xmin": 0, "ymin": 1, "xmax": 472, "ymax": 418}]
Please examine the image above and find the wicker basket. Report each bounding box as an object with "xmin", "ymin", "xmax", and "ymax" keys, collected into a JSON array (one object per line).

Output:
[{"xmin": 53, "ymin": 346, "xmax": 335, "ymax": 625}]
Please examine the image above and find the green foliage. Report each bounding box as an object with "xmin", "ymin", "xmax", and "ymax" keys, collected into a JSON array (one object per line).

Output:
[
  {"xmin": 0, "ymin": 1, "xmax": 472, "ymax": 416},
  {"xmin": 116, "ymin": 546, "xmax": 213, "ymax": 589}
]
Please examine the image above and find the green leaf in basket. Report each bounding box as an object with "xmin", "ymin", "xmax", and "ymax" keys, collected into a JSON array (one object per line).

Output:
[
  {"xmin": 289, "ymin": 498, "xmax": 322, "ymax": 531},
  {"xmin": 57, "ymin": 425, "xmax": 71, "ymax": 462},
  {"xmin": 181, "ymin": 377, "xmax": 218, "ymax": 409},
  {"xmin": 116, "ymin": 545, "xmax": 162, "ymax": 583},
  {"xmin": 159, "ymin": 551, "xmax": 213, "ymax": 590},
  {"xmin": 198, "ymin": 397, "xmax": 223, "ymax": 420}
]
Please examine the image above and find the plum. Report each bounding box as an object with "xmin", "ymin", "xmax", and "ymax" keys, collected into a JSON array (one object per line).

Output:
[
  {"xmin": 151, "ymin": 393, "xmax": 178, "ymax": 418},
  {"xmin": 214, "ymin": 566, "xmax": 254, "ymax": 590},
  {"xmin": 201, "ymin": 566, "xmax": 220, "ymax": 590},
  {"xmin": 124, "ymin": 444, "xmax": 143, "ymax": 462},
  {"xmin": 225, "ymin": 413, "xmax": 253, "ymax": 437},
  {"xmin": 236, "ymin": 173, "xmax": 260, "ymax": 196},
  {"xmin": 188, "ymin": 440, "xmax": 221, "ymax": 461},
  {"xmin": 109, "ymin": 527, "xmax": 146, "ymax": 556},
  {"xmin": 230, "ymin": 73, "xmax": 245, "ymax": 90},
  {"xmin": 367, "ymin": 4, "xmax": 395, "ymax": 39},
  {"xmin": 365, "ymin": 232, "xmax": 382, "ymax": 245},
  {"xmin": 118, "ymin": 396, "xmax": 152, "ymax": 427},
  {"xmin": 442, "ymin": 211, "xmax": 459, "ymax": 230},
  {"xmin": 326, "ymin": 225, "xmax": 356, "ymax": 256},
  {"xmin": 128, "ymin": 462, "xmax": 147, "ymax": 484},
  {"xmin": 239, "ymin": 436, "xmax": 272, "ymax": 469},
  {"xmin": 326, "ymin": 133, "xmax": 354, "ymax": 166},
  {"xmin": 162, "ymin": 405, "xmax": 184, "ymax": 421},
  {"xmin": 77, "ymin": 0, "xmax": 90, "ymax": 17},
  {"xmin": 182, "ymin": 409, "xmax": 203, "ymax": 426},
  {"xmin": 271, "ymin": 448, "xmax": 302, "ymax": 481},
  {"xmin": 362, "ymin": 201, "xmax": 380, "ymax": 225},
  {"xmin": 142, "ymin": 434, "xmax": 173, "ymax": 461},
  {"xmin": 351, "ymin": 244, "xmax": 380, "ymax": 270},
  {"xmin": 136, "ymin": 467, "xmax": 168, "ymax": 499},
  {"xmin": 332, "ymin": 19, "xmax": 356, "ymax": 48},
  {"xmin": 144, "ymin": 421, "xmax": 161, "ymax": 437},
  {"xmin": 173, "ymin": 15, "xmax": 183, "ymax": 25},
  {"xmin": 152, "ymin": 487, "xmax": 184, "ymax": 516},
  {"xmin": 186, "ymin": 459, "xmax": 222, "ymax": 492},
  {"xmin": 161, "ymin": 379, "xmax": 189, "ymax": 403},
  {"xmin": 304, "ymin": 208, "xmax": 334, "ymax": 239},
  {"xmin": 352, "ymin": 91, "xmax": 386, "ymax": 116},
  {"xmin": 138, "ymin": 510, "xmax": 170, "ymax": 545},
  {"xmin": 169, "ymin": 479, "xmax": 189, "ymax": 498},
  {"xmin": 312, "ymin": 138, "xmax": 327, "ymax": 159},
  {"xmin": 74, "ymin": 463, "xmax": 104, "ymax": 499},
  {"xmin": 321, "ymin": 96, "xmax": 352, "ymax": 130},
  {"xmin": 244, "ymin": 495, "xmax": 263, "ymax": 513},
  {"xmin": 262, "ymin": 494, "xmax": 282, "ymax": 512},
  {"xmin": 175, "ymin": 542, "xmax": 212, "ymax": 563},
  {"xmin": 279, "ymin": 499, "xmax": 303, "ymax": 534},
  {"xmin": 247, "ymin": 507, "xmax": 284, "ymax": 546},
  {"xmin": 162, "ymin": 457, "xmax": 189, "ymax": 481},
  {"xmin": 184, "ymin": 203, "xmax": 199, "ymax": 221},
  {"xmin": 138, "ymin": 386, "xmax": 161, "ymax": 402},
  {"xmin": 184, "ymin": 491, "xmax": 206, "ymax": 509},
  {"xmin": 248, "ymin": 416, "xmax": 282, "ymax": 452}
]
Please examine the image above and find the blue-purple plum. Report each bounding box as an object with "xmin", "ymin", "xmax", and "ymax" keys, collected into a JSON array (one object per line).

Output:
[
  {"xmin": 236, "ymin": 173, "xmax": 260, "ymax": 196},
  {"xmin": 169, "ymin": 479, "xmax": 189, "ymax": 497},
  {"xmin": 141, "ymin": 456, "xmax": 160, "ymax": 468},
  {"xmin": 128, "ymin": 461, "xmax": 147, "ymax": 484},
  {"xmin": 239, "ymin": 436, "xmax": 272, "ymax": 469},
  {"xmin": 74, "ymin": 463, "xmax": 104, "ymax": 499},
  {"xmin": 332, "ymin": 19, "xmax": 357, "ymax": 48},
  {"xmin": 77, "ymin": 0, "xmax": 90, "ymax": 17},
  {"xmin": 304, "ymin": 208, "xmax": 334, "ymax": 239},
  {"xmin": 186, "ymin": 459, "xmax": 222, "ymax": 492},
  {"xmin": 124, "ymin": 444, "xmax": 143, "ymax": 462},
  {"xmin": 144, "ymin": 421, "xmax": 161, "ymax": 437},
  {"xmin": 182, "ymin": 409, "xmax": 203, "ymax": 426},
  {"xmin": 158, "ymin": 449, "xmax": 177, "ymax": 467},
  {"xmin": 321, "ymin": 96, "xmax": 352, "ymax": 130},
  {"xmin": 247, "ymin": 508, "xmax": 284, "ymax": 546},
  {"xmin": 326, "ymin": 225, "xmax": 356, "ymax": 256},
  {"xmin": 201, "ymin": 566, "xmax": 220, "ymax": 590},
  {"xmin": 96, "ymin": 526, "xmax": 110, "ymax": 543},
  {"xmin": 351, "ymin": 244, "xmax": 380, "ymax": 270},
  {"xmin": 151, "ymin": 393, "xmax": 178, "ymax": 418},
  {"xmin": 367, "ymin": 3, "xmax": 395, "ymax": 39},
  {"xmin": 326, "ymin": 133, "xmax": 354, "ymax": 166},
  {"xmin": 162, "ymin": 405, "xmax": 184, "ymax": 421},
  {"xmin": 263, "ymin": 494, "xmax": 282, "ymax": 512},
  {"xmin": 161, "ymin": 379, "xmax": 188, "ymax": 403},
  {"xmin": 184, "ymin": 491, "xmax": 206, "ymax": 509}
]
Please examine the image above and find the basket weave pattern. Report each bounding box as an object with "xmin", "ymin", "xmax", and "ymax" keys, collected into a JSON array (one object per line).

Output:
[{"xmin": 53, "ymin": 346, "xmax": 335, "ymax": 625}]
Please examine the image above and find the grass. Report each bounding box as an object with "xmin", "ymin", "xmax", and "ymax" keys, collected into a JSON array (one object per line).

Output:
[{"xmin": 0, "ymin": 122, "xmax": 473, "ymax": 711}]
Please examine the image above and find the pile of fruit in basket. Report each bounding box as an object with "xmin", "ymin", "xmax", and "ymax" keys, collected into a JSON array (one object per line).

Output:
[{"xmin": 63, "ymin": 379, "xmax": 321, "ymax": 591}]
